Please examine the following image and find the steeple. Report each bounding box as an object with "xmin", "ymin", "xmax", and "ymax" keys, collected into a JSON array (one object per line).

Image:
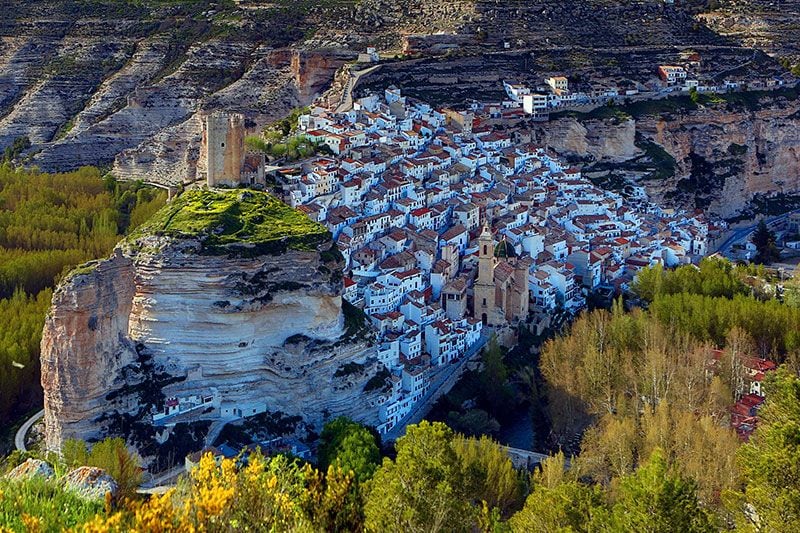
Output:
[
  {"xmin": 477, "ymin": 223, "xmax": 495, "ymax": 285},
  {"xmin": 479, "ymin": 223, "xmax": 492, "ymax": 257}
]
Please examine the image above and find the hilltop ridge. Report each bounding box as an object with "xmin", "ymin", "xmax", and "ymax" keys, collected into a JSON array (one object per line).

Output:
[{"xmin": 2, "ymin": 0, "xmax": 799, "ymax": 182}]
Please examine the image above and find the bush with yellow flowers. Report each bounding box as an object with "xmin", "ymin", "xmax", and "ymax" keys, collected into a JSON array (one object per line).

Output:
[{"xmin": 80, "ymin": 450, "xmax": 365, "ymax": 532}]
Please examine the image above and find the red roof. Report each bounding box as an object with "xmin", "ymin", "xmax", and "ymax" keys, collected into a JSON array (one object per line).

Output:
[{"xmin": 394, "ymin": 268, "xmax": 421, "ymax": 280}]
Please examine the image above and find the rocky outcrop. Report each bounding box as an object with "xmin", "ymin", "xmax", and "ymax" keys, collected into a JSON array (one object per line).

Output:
[
  {"xmin": 700, "ymin": 0, "xmax": 800, "ymax": 60},
  {"xmin": 63, "ymin": 467, "xmax": 118, "ymax": 501},
  {"xmin": 540, "ymin": 117, "xmax": 639, "ymax": 163},
  {"xmin": 41, "ymin": 190, "xmax": 382, "ymax": 455},
  {"xmin": 541, "ymin": 92, "xmax": 800, "ymax": 218},
  {"xmin": 638, "ymin": 99, "xmax": 800, "ymax": 217},
  {"xmin": 5, "ymin": 459, "xmax": 54, "ymax": 481}
]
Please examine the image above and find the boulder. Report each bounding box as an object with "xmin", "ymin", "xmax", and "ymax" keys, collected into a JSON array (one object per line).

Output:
[
  {"xmin": 63, "ymin": 467, "xmax": 119, "ymax": 501},
  {"xmin": 5, "ymin": 458, "xmax": 55, "ymax": 482}
]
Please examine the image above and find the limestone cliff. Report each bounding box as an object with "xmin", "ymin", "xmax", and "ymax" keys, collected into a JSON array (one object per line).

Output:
[
  {"xmin": 637, "ymin": 98, "xmax": 800, "ymax": 218},
  {"xmin": 540, "ymin": 117, "xmax": 639, "ymax": 163},
  {"xmin": 41, "ymin": 190, "xmax": 382, "ymax": 454},
  {"xmin": 543, "ymin": 91, "xmax": 800, "ymax": 218}
]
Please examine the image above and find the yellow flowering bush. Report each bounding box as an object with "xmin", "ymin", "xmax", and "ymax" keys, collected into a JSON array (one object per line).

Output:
[{"xmin": 77, "ymin": 450, "xmax": 362, "ymax": 532}]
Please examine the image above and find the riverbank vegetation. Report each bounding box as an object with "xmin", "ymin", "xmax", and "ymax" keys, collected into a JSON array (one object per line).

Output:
[
  {"xmin": 0, "ymin": 165, "xmax": 166, "ymax": 439},
  {"xmin": 4, "ymin": 374, "xmax": 800, "ymax": 532}
]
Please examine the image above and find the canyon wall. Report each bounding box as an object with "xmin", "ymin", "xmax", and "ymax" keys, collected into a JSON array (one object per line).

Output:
[
  {"xmin": 540, "ymin": 117, "xmax": 639, "ymax": 163},
  {"xmin": 638, "ymin": 100, "xmax": 800, "ymax": 217},
  {"xmin": 543, "ymin": 93, "xmax": 800, "ymax": 218},
  {"xmin": 41, "ymin": 191, "xmax": 382, "ymax": 454}
]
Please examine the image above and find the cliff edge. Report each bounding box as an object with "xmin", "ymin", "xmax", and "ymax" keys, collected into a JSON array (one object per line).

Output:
[{"xmin": 41, "ymin": 190, "xmax": 382, "ymax": 455}]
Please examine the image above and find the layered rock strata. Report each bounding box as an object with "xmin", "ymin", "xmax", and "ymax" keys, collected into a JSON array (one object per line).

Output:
[
  {"xmin": 41, "ymin": 190, "xmax": 381, "ymax": 453},
  {"xmin": 542, "ymin": 92, "xmax": 800, "ymax": 218}
]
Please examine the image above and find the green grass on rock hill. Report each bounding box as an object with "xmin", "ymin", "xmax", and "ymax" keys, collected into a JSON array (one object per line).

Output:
[{"xmin": 130, "ymin": 189, "xmax": 330, "ymax": 256}]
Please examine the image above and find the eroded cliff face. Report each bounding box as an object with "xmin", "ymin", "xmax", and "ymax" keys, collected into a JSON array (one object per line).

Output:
[
  {"xmin": 544, "ymin": 95, "xmax": 800, "ymax": 218},
  {"xmin": 540, "ymin": 117, "xmax": 639, "ymax": 163},
  {"xmin": 41, "ymin": 252, "xmax": 138, "ymax": 450},
  {"xmin": 41, "ymin": 191, "xmax": 382, "ymax": 454},
  {"xmin": 638, "ymin": 101, "xmax": 800, "ymax": 218}
]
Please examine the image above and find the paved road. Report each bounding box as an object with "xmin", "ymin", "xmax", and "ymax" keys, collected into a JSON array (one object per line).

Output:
[
  {"xmin": 716, "ymin": 209, "xmax": 800, "ymax": 256},
  {"xmin": 336, "ymin": 65, "xmax": 381, "ymax": 113},
  {"xmin": 14, "ymin": 409, "xmax": 43, "ymax": 452},
  {"xmin": 384, "ymin": 332, "xmax": 491, "ymax": 442}
]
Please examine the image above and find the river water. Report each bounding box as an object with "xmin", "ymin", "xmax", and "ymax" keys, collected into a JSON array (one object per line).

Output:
[{"xmin": 496, "ymin": 409, "xmax": 534, "ymax": 450}]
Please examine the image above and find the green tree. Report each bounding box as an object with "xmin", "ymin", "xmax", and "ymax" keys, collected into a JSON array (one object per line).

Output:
[
  {"xmin": 446, "ymin": 408, "xmax": 501, "ymax": 436},
  {"xmin": 317, "ymin": 417, "xmax": 380, "ymax": 483},
  {"xmin": 752, "ymin": 219, "xmax": 779, "ymax": 264},
  {"xmin": 62, "ymin": 437, "xmax": 142, "ymax": 499},
  {"xmin": 481, "ymin": 338, "xmax": 515, "ymax": 413},
  {"xmin": 61, "ymin": 438, "xmax": 90, "ymax": 467},
  {"xmin": 2, "ymin": 135, "xmax": 31, "ymax": 162},
  {"xmin": 689, "ymin": 86, "xmax": 701, "ymax": 104},
  {"xmin": 452, "ymin": 434, "xmax": 526, "ymax": 517},
  {"xmin": 509, "ymin": 452, "xmax": 604, "ymax": 532},
  {"xmin": 784, "ymin": 265, "xmax": 800, "ymax": 308},
  {"xmin": 364, "ymin": 421, "xmax": 475, "ymax": 532},
  {"xmin": 603, "ymin": 449, "xmax": 716, "ymax": 532},
  {"xmin": 90, "ymin": 438, "xmax": 143, "ymax": 499},
  {"xmin": 733, "ymin": 367, "xmax": 800, "ymax": 531}
]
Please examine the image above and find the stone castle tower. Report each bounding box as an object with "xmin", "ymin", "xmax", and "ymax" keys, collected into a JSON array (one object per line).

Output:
[{"xmin": 200, "ymin": 112, "xmax": 245, "ymax": 187}]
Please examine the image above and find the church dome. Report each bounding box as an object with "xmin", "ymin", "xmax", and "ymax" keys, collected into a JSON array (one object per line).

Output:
[{"xmin": 494, "ymin": 239, "xmax": 517, "ymax": 258}]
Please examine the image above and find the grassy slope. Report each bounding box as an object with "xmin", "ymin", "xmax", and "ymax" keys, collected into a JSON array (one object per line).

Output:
[{"xmin": 129, "ymin": 189, "xmax": 330, "ymax": 254}]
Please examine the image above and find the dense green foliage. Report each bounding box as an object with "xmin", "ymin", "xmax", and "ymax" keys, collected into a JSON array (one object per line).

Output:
[
  {"xmin": 732, "ymin": 368, "xmax": 800, "ymax": 530},
  {"xmin": 317, "ymin": 417, "xmax": 380, "ymax": 483},
  {"xmin": 0, "ymin": 291, "xmax": 52, "ymax": 428},
  {"xmin": 363, "ymin": 421, "xmax": 524, "ymax": 531},
  {"xmin": 1, "ymin": 137, "xmax": 30, "ymax": 164},
  {"xmin": 540, "ymin": 301, "xmax": 741, "ymax": 489},
  {"xmin": 542, "ymin": 259, "xmax": 800, "ymax": 512},
  {"xmin": 751, "ymin": 218, "xmax": 780, "ymax": 264},
  {"xmin": 785, "ymin": 265, "xmax": 800, "ymax": 308},
  {"xmin": 0, "ymin": 165, "xmax": 166, "ymax": 432},
  {"xmin": 132, "ymin": 189, "xmax": 329, "ymax": 254},
  {"xmin": 633, "ymin": 258, "xmax": 800, "ymax": 357},
  {"xmin": 632, "ymin": 257, "xmax": 753, "ymax": 302}
]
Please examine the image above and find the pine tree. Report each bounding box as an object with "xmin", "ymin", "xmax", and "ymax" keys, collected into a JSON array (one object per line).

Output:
[{"xmin": 752, "ymin": 219, "xmax": 779, "ymax": 264}]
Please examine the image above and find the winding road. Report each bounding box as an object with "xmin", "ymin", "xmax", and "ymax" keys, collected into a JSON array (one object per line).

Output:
[
  {"xmin": 336, "ymin": 64, "xmax": 381, "ymax": 113},
  {"xmin": 715, "ymin": 209, "xmax": 800, "ymax": 256},
  {"xmin": 14, "ymin": 409, "xmax": 43, "ymax": 452}
]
